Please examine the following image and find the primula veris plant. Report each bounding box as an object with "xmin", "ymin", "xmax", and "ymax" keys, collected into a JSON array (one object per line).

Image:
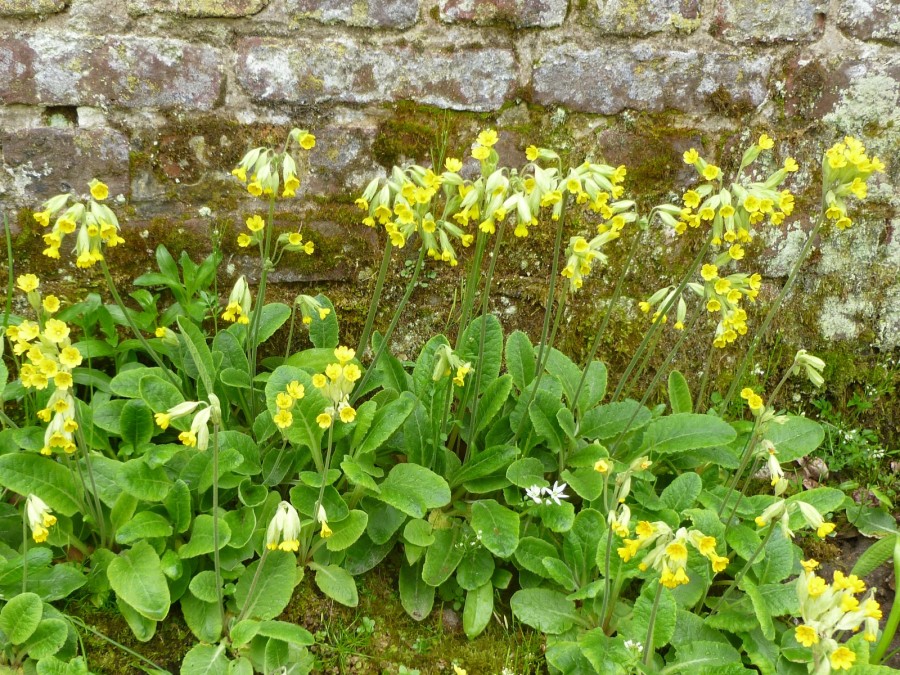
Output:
[{"xmin": 0, "ymin": 130, "xmax": 893, "ymax": 675}]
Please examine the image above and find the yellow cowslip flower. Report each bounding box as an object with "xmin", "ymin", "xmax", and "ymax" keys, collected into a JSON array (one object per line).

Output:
[
  {"xmin": 43, "ymin": 319, "xmax": 70, "ymax": 344},
  {"xmin": 453, "ymin": 364, "xmax": 471, "ymax": 387},
  {"xmin": 339, "ymin": 405, "xmax": 356, "ymax": 423},
  {"xmin": 711, "ymin": 555, "xmax": 729, "ymax": 573},
  {"xmin": 58, "ymin": 346, "xmax": 83, "ymax": 368},
  {"xmin": 701, "ymin": 264, "xmax": 718, "ymax": 281},
  {"xmin": 89, "ymin": 179, "xmax": 109, "ymax": 201},
  {"xmin": 298, "ymin": 132, "xmax": 316, "ymax": 150},
  {"xmin": 325, "ymin": 363, "xmax": 342, "ymax": 381},
  {"xmin": 758, "ymin": 134, "xmax": 774, "ymax": 150},
  {"xmin": 702, "ymin": 165, "xmax": 721, "ymax": 181},
  {"xmin": 334, "ymin": 346, "xmax": 355, "ymax": 365},
  {"xmin": 829, "ymin": 647, "xmax": 855, "ymax": 671},
  {"xmin": 34, "ymin": 210, "xmax": 51, "ymax": 227},
  {"xmin": 237, "ymin": 233, "xmax": 252, "ymax": 247},
  {"xmin": 231, "ymin": 166, "xmax": 247, "ymax": 182},
  {"xmin": 801, "ymin": 559, "xmax": 819, "ymax": 572},
  {"xmin": 286, "ymin": 381, "xmax": 305, "ymax": 400},
  {"xmin": 316, "ymin": 412, "xmax": 332, "ymax": 429},
  {"xmin": 266, "ymin": 501, "xmax": 301, "ymax": 551},
  {"xmin": 784, "ymin": 157, "xmax": 798, "ymax": 172},
  {"xmin": 247, "ymin": 181, "xmax": 263, "ymax": 197},
  {"xmin": 682, "ymin": 190, "xmax": 701, "ymax": 208},
  {"xmin": 719, "ymin": 204, "xmax": 735, "ymax": 219},
  {"xmin": 728, "ymin": 244, "xmax": 745, "ymax": 261},
  {"xmin": 16, "ymin": 274, "xmax": 39, "ymax": 293},
  {"xmin": 472, "ymin": 145, "xmax": 490, "ymax": 161},
  {"xmin": 808, "ymin": 575, "xmax": 828, "ymax": 598},
  {"xmin": 525, "ymin": 145, "xmax": 539, "ymax": 161},
  {"xmin": 275, "ymin": 392, "xmax": 294, "ymax": 410},
  {"xmin": 476, "ymin": 130, "xmax": 498, "ymax": 147},
  {"xmin": 320, "ymin": 520, "xmax": 332, "ymax": 538},
  {"xmin": 795, "ymin": 625, "xmax": 818, "ymax": 647},
  {"xmin": 288, "ymin": 233, "xmax": 303, "ymax": 246},
  {"xmin": 26, "ymin": 495, "xmax": 57, "ymax": 543},
  {"xmin": 817, "ymin": 522, "xmax": 836, "ymax": 538},
  {"xmin": 273, "ymin": 409, "xmax": 293, "ymax": 429},
  {"xmin": 282, "ymin": 173, "xmax": 300, "ymax": 197},
  {"xmin": 707, "ymin": 298, "xmax": 721, "ymax": 312},
  {"xmin": 683, "ymin": 149, "xmax": 699, "ymax": 164},
  {"xmin": 42, "ymin": 295, "xmax": 60, "ymax": 313},
  {"xmin": 246, "ymin": 215, "xmax": 265, "ymax": 232},
  {"xmin": 445, "ymin": 157, "xmax": 462, "ymax": 172},
  {"xmin": 594, "ymin": 459, "xmax": 610, "ymax": 474}
]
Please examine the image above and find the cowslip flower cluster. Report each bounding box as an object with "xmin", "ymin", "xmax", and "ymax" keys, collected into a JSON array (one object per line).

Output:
[
  {"xmin": 822, "ymin": 136, "xmax": 885, "ymax": 231},
  {"xmin": 740, "ymin": 387, "xmax": 765, "ymax": 415},
  {"xmin": 15, "ymin": 274, "xmax": 61, "ymax": 317},
  {"xmin": 432, "ymin": 344, "xmax": 473, "ymax": 388},
  {"xmin": 294, "ymin": 295, "xmax": 331, "ymax": 326},
  {"xmin": 32, "ymin": 180, "xmax": 125, "ymax": 267},
  {"xmin": 266, "ymin": 501, "xmax": 302, "ymax": 552},
  {"xmin": 231, "ymin": 128, "xmax": 315, "ymax": 200},
  {"xmin": 560, "ymin": 229, "xmax": 621, "ymax": 292},
  {"xmin": 154, "ymin": 396, "xmax": 220, "ymax": 451},
  {"xmin": 668, "ymin": 137, "xmax": 798, "ymax": 245},
  {"xmin": 273, "ymin": 380, "xmax": 305, "ymax": 429},
  {"xmin": 313, "ymin": 346, "xmax": 360, "ymax": 428},
  {"xmin": 694, "ymin": 263, "xmax": 760, "ymax": 347},
  {"xmin": 795, "ymin": 560, "xmax": 881, "ymax": 672},
  {"xmin": 758, "ymin": 439, "xmax": 789, "ymax": 496},
  {"xmin": 221, "ymin": 276, "xmax": 251, "ymax": 325},
  {"xmin": 617, "ymin": 524, "xmax": 728, "ymax": 589},
  {"xmin": 9, "ymin": 315, "xmax": 83, "ymax": 397},
  {"xmin": 791, "ymin": 349, "xmax": 826, "ymax": 388},
  {"xmin": 37, "ymin": 390, "xmax": 78, "ymax": 455},
  {"xmin": 26, "ymin": 495, "xmax": 57, "ymax": 543},
  {"xmin": 754, "ymin": 498, "xmax": 835, "ymax": 539}
]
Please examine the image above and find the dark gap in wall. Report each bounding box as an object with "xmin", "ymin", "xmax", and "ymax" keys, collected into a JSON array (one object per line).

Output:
[{"xmin": 42, "ymin": 106, "xmax": 79, "ymax": 128}]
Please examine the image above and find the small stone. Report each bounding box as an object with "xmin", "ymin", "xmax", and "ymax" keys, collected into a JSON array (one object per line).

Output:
[
  {"xmin": 439, "ymin": 0, "xmax": 567, "ymax": 28},
  {"xmin": 0, "ymin": 127, "xmax": 130, "ymax": 200},
  {"xmin": 590, "ymin": 0, "xmax": 700, "ymax": 35},
  {"xmin": 532, "ymin": 45, "xmax": 772, "ymax": 115},
  {"xmin": 836, "ymin": 0, "xmax": 900, "ymax": 44},
  {"xmin": 235, "ymin": 37, "xmax": 517, "ymax": 112},
  {"xmin": 441, "ymin": 607, "xmax": 462, "ymax": 633},
  {"xmin": 127, "ymin": 0, "xmax": 269, "ymax": 17},
  {"xmin": 0, "ymin": 33, "xmax": 223, "ymax": 110},
  {"xmin": 0, "ymin": 0, "xmax": 66, "ymax": 14},
  {"xmin": 712, "ymin": 0, "xmax": 828, "ymax": 44},
  {"xmin": 290, "ymin": 0, "xmax": 418, "ymax": 28}
]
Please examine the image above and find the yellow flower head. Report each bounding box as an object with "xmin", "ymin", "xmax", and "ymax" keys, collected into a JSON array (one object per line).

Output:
[
  {"xmin": 795, "ymin": 624, "xmax": 818, "ymax": 647},
  {"xmin": 472, "ymin": 145, "xmax": 491, "ymax": 161},
  {"xmin": 89, "ymin": 179, "xmax": 109, "ymax": 201},
  {"xmin": 273, "ymin": 409, "xmax": 293, "ymax": 429},
  {"xmin": 237, "ymin": 233, "xmax": 253, "ymax": 247},
  {"xmin": 246, "ymin": 215, "xmax": 265, "ymax": 232},
  {"xmin": 593, "ymin": 459, "xmax": 610, "ymax": 474},
  {"xmin": 525, "ymin": 145, "xmax": 540, "ymax": 161},
  {"xmin": 59, "ymin": 346, "xmax": 83, "ymax": 368},
  {"xmin": 286, "ymin": 381, "xmax": 305, "ymax": 400},
  {"xmin": 758, "ymin": 134, "xmax": 774, "ymax": 150},
  {"xmin": 339, "ymin": 405, "xmax": 356, "ymax": 423},
  {"xmin": 829, "ymin": 646, "xmax": 855, "ymax": 671},
  {"xmin": 316, "ymin": 412, "xmax": 333, "ymax": 429},
  {"xmin": 334, "ymin": 346, "xmax": 355, "ymax": 365},
  {"xmin": 701, "ymin": 264, "xmax": 718, "ymax": 281},
  {"xmin": 42, "ymin": 295, "xmax": 60, "ymax": 313},
  {"xmin": 817, "ymin": 522, "xmax": 835, "ymax": 538},
  {"xmin": 298, "ymin": 132, "xmax": 316, "ymax": 150},
  {"xmin": 784, "ymin": 157, "xmax": 798, "ymax": 173},
  {"xmin": 800, "ymin": 558, "xmax": 819, "ymax": 572},
  {"xmin": 702, "ymin": 164, "xmax": 721, "ymax": 181},
  {"xmin": 476, "ymin": 129, "xmax": 498, "ymax": 147},
  {"xmin": 275, "ymin": 392, "xmax": 294, "ymax": 410},
  {"xmin": 16, "ymin": 274, "xmax": 39, "ymax": 293},
  {"xmin": 683, "ymin": 149, "xmax": 699, "ymax": 165},
  {"xmin": 445, "ymin": 157, "xmax": 463, "ymax": 173},
  {"xmin": 44, "ymin": 319, "xmax": 70, "ymax": 344}
]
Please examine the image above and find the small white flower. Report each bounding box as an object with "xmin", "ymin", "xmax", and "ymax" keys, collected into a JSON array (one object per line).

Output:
[
  {"xmin": 624, "ymin": 639, "xmax": 643, "ymax": 653},
  {"xmin": 544, "ymin": 481, "xmax": 569, "ymax": 506},
  {"xmin": 524, "ymin": 485, "xmax": 544, "ymax": 505}
]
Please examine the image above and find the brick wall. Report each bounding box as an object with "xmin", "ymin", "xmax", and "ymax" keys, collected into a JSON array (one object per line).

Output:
[{"xmin": 0, "ymin": 0, "xmax": 898, "ymax": 351}]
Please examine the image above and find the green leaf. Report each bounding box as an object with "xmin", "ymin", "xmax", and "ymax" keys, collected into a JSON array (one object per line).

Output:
[
  {"xmin": 116, "ymin": 596, "xmax": 156, "ymax": 642},
  {"xmin": 118, "ymin": 458, "xmax": 171, "ymax": 502},
  {"xmin": 110, "ymin": 367, "xmax": 172, "ymax": 398},
  {"xmin": 254, "ymin": 303, "xmax": 291, "ymax": 347},
  {"xmin": 308, "ymin": 295, "xmax": 339, "ymax": 349},
  {"xmin": 644, "ymin": 413, "xmax": 737, "ymax": 454},
  {"xmin": 356, "ymin": 391, "xmax": 416, "ymax": 456},
  {"xmin": 515, "ymin": 537, "xmax": 560, "ymax": 577},
  {"xmin": 726, "ymin": 524, "xmax": 762, "ymax": 561},
  {"xmin": 115, "ymin": 511, "xmax": 174, "ymax": 545},
  {"xmin": 579, "ymin": 400, "xmax": 652, "ymax": 440},
  {"xmin": 257, "ymin": 620, "xmax": 315, "ymax": 646},
  {"xmin": 763, "ymin": 415, "xmax": 824, "ymax": 461},
  {"xmin": 739, "ymin": 578, "xmax": 774, "ymax": 641},
  {"xmin": 378, "ymin": 464, "xmax": 451, "ymax": 519},
  {"xmin": 561, "ymin": 468, "xmax": 604, "ymax": 501},
  {"xmin": 119, "ymin": 399, "xmax": 154, "ymax": 449},
  {"xmin": 188, "ymin": 571, "xmax": 220, "ymax": 604},
  {"xmin": 668, "ymin": 370, "xmax": 692, "ymax": 414},
  {"xmin": 459, "ymin": 314, "xmax": 503, "ymax": 393},
  {"xmin": 506, "ymin": 457, "xmax": 547, "ymax": 489},
  {"xmin": 629, "ymin": 582, "xmax": 676, "ymax": 649},
  {"xmin": 471, "ymin": 500, "xmax": 519, "ymax": 558},
  {"xmin": 165, "ymin": 479, "xmax": 192, "ymax": 534},
  {"xmin": 510, "ymin": 588, "xmax": 579, "ymax": 634},
  {"xmin": 0, "ymin": 592, "xmax": 42, "ymax": 644},
  {"xmin": 664, "ymin": 640, "xmax": 743, "ymax": 673},
  {"xmin": 473, "ymin": 375, "xmax": 513, "ymax": 436},
  {"xmin": 181, "ymin": 593, "xmax": 222, "ymax": 643},
  {"xmin": 576, "ymin": 360, "xmax": 607, "ymax": 413},
  {"xmin": 544, "ymin": 348, "xmax": 582, "ymax": 406},
  {"xmin": 399, "ymin": 562, "xmax": 434, "ymax": 621},
  {"xmin": 506, "ymin": 330, "xmax": 535, "ymax": 391},
  {"xmin": 234, "ymin": 551, "xmax": 298, "ymax": 621},
  {"xmin": 422, "ymin": 526, "xmax": 466, "ymax": 586},
  {"xmin": 364, "ymin": 498, "xmax": 406, "ymax": 545},
  {"xmin": 529, "ymin": 390, "xmax": 564, "ymax": 453},
  {"xmin": 452, "ymin": 445, "xmax": 517, "ymax": 487},
  {"xmin": 463, "ymin": 582, "xmax": 493, "ymax": 639},
  {"xmin": 660, "ymin": 473, "xmax": 703, "ymax": 512},
  {"xmin": 757, "ymin": 528, "xmax": 794, "ymax": 584},
  {"xmin": 851, "ymin": 534, "xmax": 898, "ymax": 577},
  {"xmin": 107, "ymin": 541, "xmax": 171, "ymax": 621},
  {"xmin": 456, "ymin": 546, "xmax": 495, "ymax": 590},
  {"xmin": 23, "ymin": 618, "xmax": 67, "ymax": 659},
  {"xmin": 180, "ymin": 644, "xmax": 228, "ymax": 675},
  {"xmin": 0, "ymin": 454, "xmax": 83, "ymax": 516},
  {"xmin": 403, "ymin": 519, "xmax": 434, "ymax": 547},
  {"xmin": 178, "ymin": 514, "xmax": 231, "ymax": 558},
  {"xmin": 177, "ymin": 317, "xmax": 216, "ymax": 395},
  {"xmin": 326, "ymin": 510, "xmax": 368, "ymax": 552},
  {"xmin": 313, "ymin": 564, "xmax": 358, "ymax": 607},
  {"xmin": 139, "ymin": 375, "xmax": 183, "ymax": 413}
]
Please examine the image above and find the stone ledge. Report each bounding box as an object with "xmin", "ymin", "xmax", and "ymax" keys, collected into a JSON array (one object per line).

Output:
[
  {"xmin": 712, "ymin": 0, "xmax": 828, "ymax": 44},
  {"xmin": 290, "ymin": 0, "xmax": 419, "ymax": 28},
  {"xmin": 126, "ymin": 0, "xmax": 269, "ymax": 17},
  {"xmin": 438, "ymin": 0, "xmax": 567, "ymax": 28},
  {"xmin": 588, "ymin": 0, "xmax": 700, "ymax": 36},
  {"xmin": 0, "ymin": 33, "xmax": 224, "ymax": 111},
  {"xmin": 0, "ymin": 0, "xmax": 66, "ymax": 16}
]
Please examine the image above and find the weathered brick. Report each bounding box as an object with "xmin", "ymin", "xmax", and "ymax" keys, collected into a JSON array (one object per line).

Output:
[
  {"xmin": 713, "ymin": 0, "xmax": 827, "ymax": 44},
  {"xmin": 235, "ymin": 38, "xmax": 517, "ymax": 112},
  {"xmin": 306, "ymin": 123, "xmax": 380, "ymax": 194},
  {"xmin": 0, "ymin": 127, "xmax": 129, "ymax": 200},
  {"xmin": 290, "ymin": 0, "xmax": 418, "ymax": 28},
  {"xmin": 0, "ymin": 0, "xmax": 66, "ymax": 15},
  {"xmin": 127, "ymin": 0, "xmax": 268, "ymax": 17},
  {"xmin": 836, "ymin": 0, "xmax": 900, "ymax": 44},
  {"xmin": 784, "ymin": 56, "xmax": 900, "ymax": 119},
  {"xmin": 589, "ymin": 0, "xmax": 700, "ymax": 35},
  {"xmin": 532, "ymin": 45, "xmax": 772, "ymax": 115},
  {"xmin": 0, "ymin": 33, "xmax": 223, "ymax": 110},
  {"xmin": 439, "ymin": 0, "xmax": 566, "ymax": 28}
]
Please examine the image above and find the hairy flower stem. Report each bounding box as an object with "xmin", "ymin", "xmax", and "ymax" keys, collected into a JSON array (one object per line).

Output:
[
  {"xmin": 352, "ymin": 247, "xmax": 425, "ymax": 405},
  {"xmin": 357, "ymin": 238, "xmax": 393, "ymax": 358},
  {"xmin": 571, "ymin": 229, "xmax": 643, "ymax": 411},
  {"xmin": 600, "ymin": 526, "xmax": 615, "ymax": 631},
  {"xmin": 455, "ymin": 230, "xmax": 489, "ymax": 350},
  {"xmin": 464, "ymin": 220, "xmax": 507, "ymax": 453},
  {"xmin": 720, "ymin": 215, "xmax": 824, "ymax": 414},
  {"xmin": 284, "ymin": 303, "xmax": 298, "ymax": 360},
  {"xmin": 212, "ymin": 423, "xmax": 225, "ymax": 634},
  {"xmin": 612, "ymin": 235, "xmax": 712, "ymax": 403},
  {"xmin": 874, "ymin": 538, "xmax": 900, "ymax": 663},
  {"xmin": 313, "ymin": 425, "xmax": 335, "ymax": 534},
  {"xmin": 718, "ymin": 367, "xmax": 792, "ymax": 519},
  {"xmin": 99, "ymin": 259, "xmax": 180, "ymax": 391},
  {"xmin": 712, "ymin": 520, "xmax": 777, "ymax": 614},
  {"xmin": 21, "ymin": 511, "xmax": 28, "ymax": 593},
  {"xmin": 71, "ymin": 406, "xmax": 107, "ymax": 545},
  {"xmin": 3, "ymin": 214, "xmax": 12, "ymax": 332},
  {"xmin": 695, "ymin": 340, "xmax": 718, "ymax": 410},
  {"xmin": 247, "ymin": 196, "xmax": 277, "ymax": 420},
  {"xmin": 534, "ymin": 197, "xmax": 568, "ymax": 370},
  {"xmin": 235, "ymin": 547, "xmax": 270, "ymax": 625},
  {"xmin": 643, "ymin": 582, "xmax": 664, "ymax": 666},
  {"xmin": 607, "ymin": 309, "xmax": 703, "ymax": 458}
]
